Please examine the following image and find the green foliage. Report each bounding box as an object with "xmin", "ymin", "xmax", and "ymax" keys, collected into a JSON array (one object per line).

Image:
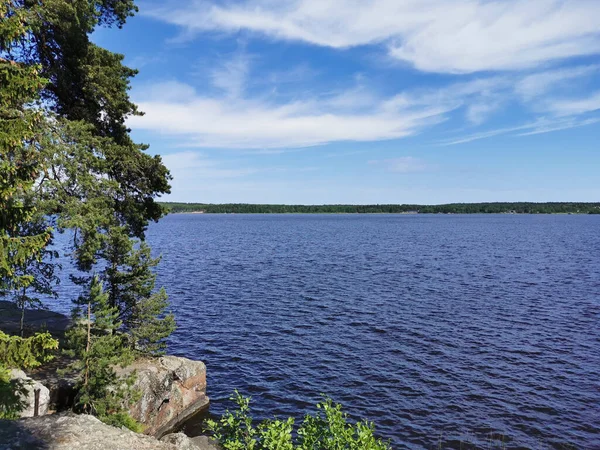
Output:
[
  {"xmin": 0, "ymin": 2, "xmax": 52, "ymax": 294},
  {"xmin": 206, "ymin": 392, "xmax": 391, "ymax": 450},
  {"xmin": 162, "ymin": 202, "xmax": 600, "ymax": 215},
  {"xmin": 101, "ymin": 410, "xmax": 144, "ymax": 433},
  {"xmin": 1, "ymin": 0, "xmax": 172, "ymax": 429},
  {"xmin": 0, "ymin": 330, "xmax": 58, "ymax": 370},
  {"xmin": 0, "ymin": 330, "xmax": 58, "ymax": 419},
  {"xmin": 115, "ymin": 242, "xmax": 176, "ymax": 355},
  {"xmin": 63, "ymin": 276, "xmax": 141, "ymax": 431}
]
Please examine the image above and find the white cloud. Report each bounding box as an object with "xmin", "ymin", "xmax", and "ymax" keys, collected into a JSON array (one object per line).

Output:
[
  {"xmin": 517, "ymin": 117, "xmax": 600, "ymax": 135},
  {"xmin": 131, "ymin": 53, "xmax": 459, "ymax": 149},
  {"xmin": 543, "ymin": 91, "xmax": 600, "ymax": 116},
  {"xmin": 146, "ymin": 0, "xmax": 600, "ymax": 73},
  {"xmin": 131, "ymin": 95, "xmax": 449, "ymax": 148},
  {"xmin": 439, "ymin": 125, "xmax": 530, "ymax": 146},
  {"xmin": 131, "ymin": 63, "xmax": 600, "ymax": 149},
  {"xmin": 466, "ymin": 101, "xmax": 504, "ymax": 125},
  {"xmin": 131, "ymin": 61, "xmax": 485, "ymax": 148},
  {"xmin": 515, "ymin": 65, "xmax": 600, "ymax": 100}
]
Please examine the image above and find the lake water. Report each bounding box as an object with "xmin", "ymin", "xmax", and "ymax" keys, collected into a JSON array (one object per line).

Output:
[{"xmin": 54, "ymin": 214, "xmax": 600, "ymax": 448}]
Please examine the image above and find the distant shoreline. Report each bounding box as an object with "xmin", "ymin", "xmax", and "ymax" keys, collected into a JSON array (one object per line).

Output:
[
  {"xmin": 170, "ymin": 212, "xmax": 593, "ymax": 215},
  {"xmin": 160, "ymin": 202, "xmax": 600, "ymax": 215}
]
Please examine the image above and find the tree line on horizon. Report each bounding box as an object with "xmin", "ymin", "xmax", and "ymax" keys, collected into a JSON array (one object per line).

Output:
[{"xmin": 161, "ymin": 202, "xmax": 600, "ymax": 215}]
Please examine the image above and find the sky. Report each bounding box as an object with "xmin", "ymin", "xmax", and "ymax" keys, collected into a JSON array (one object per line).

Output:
[{"xmin": 94, "ymin": 0, "xmax": 600, "ymax": 204}]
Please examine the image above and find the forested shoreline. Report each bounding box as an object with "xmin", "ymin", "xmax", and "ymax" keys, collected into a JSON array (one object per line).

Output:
[{"xmin": 161, "ymin": 202, "xmax": 600, "ymax": 214}]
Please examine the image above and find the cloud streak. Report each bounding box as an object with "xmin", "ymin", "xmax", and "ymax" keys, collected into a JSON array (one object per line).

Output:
[
  {"xmin": 130, "ymin": 61, "xmax": 600, "ymax": 149},
  {"xmin": 146, "ymin": 0, "xmax": 600, "ymax": 73},
  {"xmin": 440, "ymin": 116, "xmax": 600, "ymax": 145}
]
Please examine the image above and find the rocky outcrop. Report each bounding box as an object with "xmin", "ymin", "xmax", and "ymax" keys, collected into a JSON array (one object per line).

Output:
[
  {"xmin": 0, "ymin": 414, "xmax": 220, "ymax": 450},
  {"xmin": 116, "ymin": 356, "xmax": 209, "ymax": 437},
  {"xmin": 0, "ymin": 413, "xmax": 172, "ymax": 450},
  {"xmin": 21, "ymin": 354, "xmax": 208, "ymax": 436},
  {"xmin": 9, "ymin": 369, "xmax": 50, "ymax": 418},
  {"xmin": 1, "ymin": 303, "xmax": 209, "ymax": 437}
]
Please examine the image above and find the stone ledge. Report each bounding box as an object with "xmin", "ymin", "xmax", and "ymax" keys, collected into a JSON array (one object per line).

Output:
[
  {"xmin": 116, "ymin": 355, "xmax": 210, "ymax": 437},
  {"xmin": 0, "ymin": 413, "xmax": 175, "ymax": 450}
]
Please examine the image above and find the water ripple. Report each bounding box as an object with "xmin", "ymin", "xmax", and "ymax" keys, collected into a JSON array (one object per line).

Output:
[{"xmin": 50, "ymin": 214, "xmax": 600, "ymax": 448}]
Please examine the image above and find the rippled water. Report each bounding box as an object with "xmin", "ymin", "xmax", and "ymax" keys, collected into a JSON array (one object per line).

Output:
[{"xmin": 54, "ymin": 214, "xmax": 600, "ymax": 448}]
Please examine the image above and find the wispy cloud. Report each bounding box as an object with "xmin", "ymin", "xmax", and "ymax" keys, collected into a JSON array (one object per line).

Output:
[
  {"xmin": 439, "ymin": 124, "xmax": 531, "ymax": 146},
  {"xmin": 131, "ymin": 93, "xmax": 450, "ymax": 148},
  {"xmin": 543, "ymin": 91, "xmax": 600, "ymax": 117},
  {"xmin": 210, "ymin": 51, "xmax": 251, "ymax": 99},
  {"xmin": 145, "ymin": 0, "xmax": 600, "ymax": 74},
  {"xmin": 130, "ymin": 55, "xmax": 473, "ymax": 148},
  {"xmin": 515, "ymin": 65, "xmax": 600, "ymax": 101},
  {"xmin": 131, "ymin": 60, "xmax": 600, "ymax": 149},
  {"xmin": 517, "ymin": 116, "xmax": 600, "ymax": 135},
  {"xmin": 440, "ymin": 116, "xmax": 600, "ymax": 145}
]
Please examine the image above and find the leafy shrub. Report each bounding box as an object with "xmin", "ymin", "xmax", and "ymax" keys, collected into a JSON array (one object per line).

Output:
[
  {"xmin": 0, "ymin": 330, "xmax": 59, "ymax": 419},
  {"xmin": 0, "ymin": 330, "xmax": 58, "ymax": 370},
  {"xmin": 206, "ymin": 391, "xmax": 391, "ymax": 450}
]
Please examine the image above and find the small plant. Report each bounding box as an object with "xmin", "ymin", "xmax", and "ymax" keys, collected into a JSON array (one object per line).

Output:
[{"xmin": 206, "ymin": 391, "xmax": 391, "ymax": 450}]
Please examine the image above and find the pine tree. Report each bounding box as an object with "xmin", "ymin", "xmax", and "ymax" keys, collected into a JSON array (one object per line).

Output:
[
  {"xmin": 0, "ymin": 2, "xmax": 52, "ymax": 295},
  {"xmin": 2, "ymin": 0, "xmax": 175, "ymax": 425},
  {"xmin": 1, "ymin": 2, "xmax": 61, "ymax": 418},
  {"xmin": 118, "ymin": 242, "xmax": 176, "ymax": 356},
  {"xmin": 63, "ymin": 276, "xmax": 140, "ymax": 430}
]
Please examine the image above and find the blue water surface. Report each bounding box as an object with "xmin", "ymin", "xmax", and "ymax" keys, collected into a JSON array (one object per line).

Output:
[{"xmin": 50, "ymin": 214, "xmax": 600, "ymax": 449}]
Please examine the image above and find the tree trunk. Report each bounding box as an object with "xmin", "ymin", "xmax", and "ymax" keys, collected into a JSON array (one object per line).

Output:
[
  {"xmin": 19, "ymin": 287, "xmax": 26, "ymax": 338},
  {"xmin": 84, "ymin": 299, "xmax": 91, "ymax": 410}
]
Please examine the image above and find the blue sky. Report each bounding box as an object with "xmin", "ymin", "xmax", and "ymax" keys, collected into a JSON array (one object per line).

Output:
[{"xmin": 95, "ymin": 0, "xmax": 600, "ymax": 204}]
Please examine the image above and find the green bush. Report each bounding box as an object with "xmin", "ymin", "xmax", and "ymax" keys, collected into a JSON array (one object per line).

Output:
[
  {"xmin": 101, "ymin": 411, "xmax": 144, "ymax": 433},
  {"xmin": 0, "ymin": 330, "xmax": 59, "ymax": 419},
  {"xmin": 206, "ymin": 391, "xmax": 391, "ymax": 450}
]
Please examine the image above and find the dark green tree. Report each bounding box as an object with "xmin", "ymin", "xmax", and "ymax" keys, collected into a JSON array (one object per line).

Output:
[
  {"xmin": 0, "ymin": 3, "xmax": 61, "ymax": 419},
  {"xmin": 0, "ymin": 1, "xmax": 52, "ymax": 297},
  {"xmin": 2, "ymin": 0, "xmax": 174, "ymax": 426},
  {"xmin": 63, "ymin": 276, "xmax": 141, "ymax": 431},
  {"xmin": 4, "ymin": 0, "xmax": 173, "ymax": 325},
  {"xmin": 109, "ymin": 240, "xmax": 175, "ymax": 355}
]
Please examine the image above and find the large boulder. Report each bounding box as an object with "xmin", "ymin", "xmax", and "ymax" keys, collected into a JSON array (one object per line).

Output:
[
  {"xmin": 116, "ymin": 356, "xmax": 209, "ymax": 437},
  {"xmin": 8, "ymin": 369, "xmax": 50, "ymax": 418},
  {"xmin": 0, "ymin": 413, "xmax": 177, "ymax": 450}
]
